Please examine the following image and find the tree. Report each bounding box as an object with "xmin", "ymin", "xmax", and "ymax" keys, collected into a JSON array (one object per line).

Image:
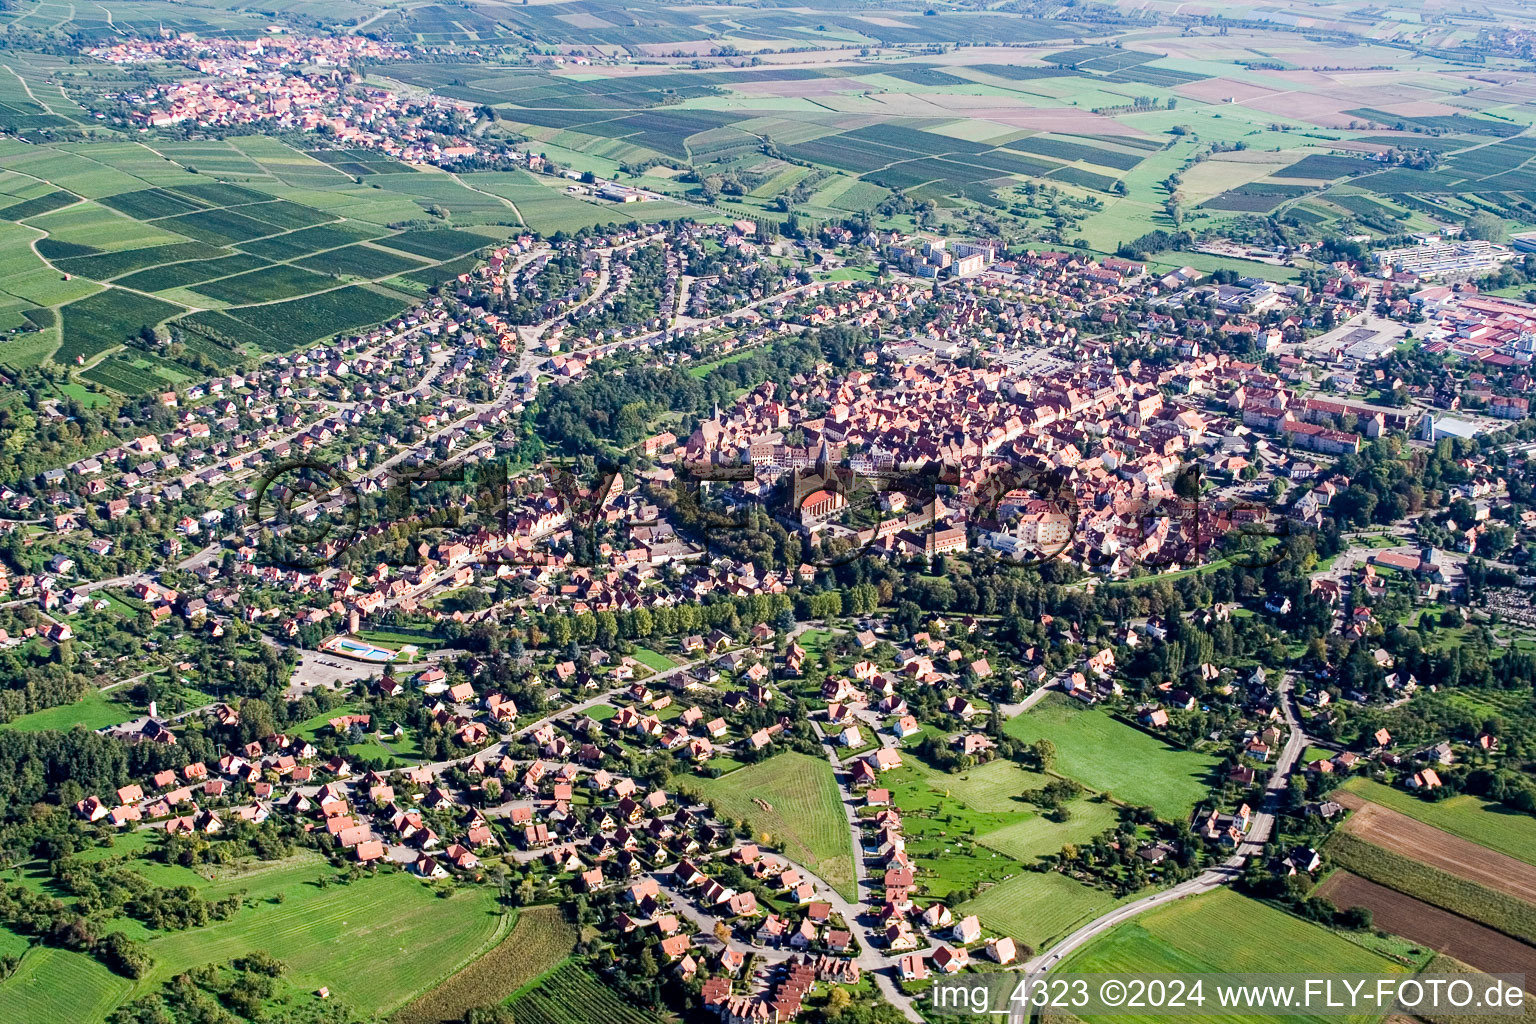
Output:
[{"xmin": 1465, "ymin": 212, "xmax": 1505, "ymax": 241}]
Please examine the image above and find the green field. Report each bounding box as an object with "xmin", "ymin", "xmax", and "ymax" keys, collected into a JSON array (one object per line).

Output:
[
  {"xmin": 132, "ymin": 856, "xmax": 502, "ymax": 1016},
  {"xmin": 632, "ymin": 647, "xmax": 676, "ymax": 671},
  {"xmin": 1340, "ymin": 777, "xmax": 1536, "ymax": 868},
  {"xmin": 688, "ymin": 751, "xmax": 856, "ymax": 900},
  {"xmin": 1061, "ymin": 889, "xmax": 1408, "ymax": 1024},
  {"xmin": 0, "ymin": 946, "xmax": 133, "ymax": 1024},
  {"xmin": 958, "ymin": 870, "xmax": 1125, "ymax": 950},
  {"xmin": 975, "ymin": 795, "xmax": 1122, "ymax": 862},
  {"xmin": 1003, "ymin": 695, "xmax": 1219, "ymax": 819},
  {"xmin": 0, "ymin": 686, "xmax": 135, "ymax": 732},
  {"xmin": 899, "ymin": 756, "xmax": 1050, "ymax": 815},
  {"xmin": 510, "ymin": 961, "xmax": 666, "ymax": 1024},
  {"xmin": 394, "ymin": 905, "xmax": 577, "ymax": 1024},
  {"xmin": 57, "ymin": 288, "xmax": 184, "ymax": 364}
]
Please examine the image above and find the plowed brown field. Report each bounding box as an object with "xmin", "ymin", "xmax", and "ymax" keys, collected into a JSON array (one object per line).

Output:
[
  {"xmin": 1337, "ymin": 794, "xmax": 1536, "ymax": 904},
  {"xmin": 1316, "ymin": 872, "xmax": 1536, "ymax": 984}
]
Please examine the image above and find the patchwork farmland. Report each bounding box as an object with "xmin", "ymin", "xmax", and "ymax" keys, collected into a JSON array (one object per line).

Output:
[{"xmin": 1316, "ymin": 873, "xmax": 1536, "ymax": 986}]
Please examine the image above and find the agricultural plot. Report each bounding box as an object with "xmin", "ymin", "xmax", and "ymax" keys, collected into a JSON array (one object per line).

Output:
[
  {"xmin": 158, "ymin": 206, "xmax": 281, "ymax": 245},
  {"xmin": 308, "ymin": 148, "xmax": 418, "ymax": 176},
  {"xmin": 1274, "ymin": 154, "xmax": 1378, "ymax": 180},
  {"xmin": 1201, "ymin": 192, "xmax": 1294, "ymax": 213},
  {"xmin": 57, "ymin": 289, "xmax": 183, "ymax": 364},
  {"xmin": 98, "ymin": 186, "xmax": 209, "ymax": 221},
  {"xmin": 393, "ymin": 905, "xmax": 578, "ymax": 1024},
  {"xmin": 132, "ymin": 860, "xmax": 503, "ymax": 1018},
  {"xmin": 52, "ymin": 241, "xmax": 231, "ymax": 281},
  {"xmin": 1339, "ymin": 777, "xmax": 1536, "ymax": 868},
  {"xmin": 1051, "ymin": 166, "xmax": 1123, "ymax": 193},
  {"xmin": 28, "ymin": 202, "xmax": 187, "ymax": 252},
  {"xmin": 958, "ymin": 870, "xmax": 1123, "ymax": 950},
  {"xmin": 1003, "ymin": 695, "xmax": 1218, "ymax": 819},
  {"xmin": 80, "ymin": 354, "xmax": 180, "ymax": 396},
  {"xmin": 1010, "ymin": 135, "xmax": 1143, "ymax": 170},
  {"xmin": 185, "ymin": 263, "xmax": 336, "ymax": 305},
  {"xmin": 1062, "ymin": 889, "xmax": 1406, "ymax": 1024},
  {"xmin": 1345, "ymin": 109, "xmax": 1522, "ymax": 137},
  {"xmin": 180, "ymin": 286, "xmax": 408, "ymax": 353},
  {"xmin": 1325, "ymin": 831, "xmax": 1536, "ymax": 946},
  {"xmin": 239, "ymin": 222, "xmax": 386, "ymax": 260},
  {"xmin": 510, "ymin": 963, "xmax": 666, "ymax": 1024},
  {"xmin": 0, "ymin": 188, "xmax": 75, "ymax": 220},
  {"xmin": 1316, "ymin": 873, "xmax": 1536, "ymax": 984},
  {"xmin": 398, "ymin": 253, "xmax": 480, "ymax": 291},
  {"xmin": 882, "ymin": 66, "xmax": 975, "ymax": 88},
  {"xmin": 689, "ymin": 751, "xmax": 856, "ymax": 900},
  {"xmin": 379, "ymin": 227, "xmax": 497, "ymax": 260},
  {"xmin": 294, "ymin": 242, "xmax": 427, "ymax": 280},
  {"xmin": 113, "ymin": 253, "xmax": 269, "ymax": 293}
]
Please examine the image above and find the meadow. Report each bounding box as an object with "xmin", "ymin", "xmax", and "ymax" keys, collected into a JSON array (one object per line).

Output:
[
  {"xmin": 135, "ymin": 857, "xmax": 503, "ymax": 1016},
  {"xmin": 1003, "ymin": 695, "xmax": 1219, "ymax": 819},
  {"xmin": 688, "ymin": 751, "xmax": 856, "ymax": 900},
  {"xmin": 0, "ymin": 946, "xmax": 133, "ymax": 1024},
  {"xmin": 0, "ymin": 685, "xmax": 134, "ymax": 732},
  {"xmin": 957, "ymin": 870, "xmax": 1124, "ymax": 951}
]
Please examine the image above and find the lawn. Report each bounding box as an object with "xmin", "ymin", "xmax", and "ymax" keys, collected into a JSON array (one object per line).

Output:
[
  {"xmin": 0, "ymin": 686, "xmax": 136, "ymax": 732},
  {"xmin": 1340, "ymin": 777, "xmax": 1536, "ymax": 867},
  {"xmin": 1003, "ymin": 694, "xmax": 1219, "ymax": 819},
  {"xmin": 1060, "ymin": 889, "xmax": 1407, "ymax": 1024},
  {"xmin": 689, "ymin": 751, "xmax": 856, "ymax": 900},
  {"xmin": 633, "ymin": 647, "xmax": 676, "ymax": 671},
  {"xmin": 958, "ymin": 870, "xmax": 1124, "ymax": 950},
  {"xmin": 134, "ymin": 858, "xmax": 504, "ymax": 1016}
]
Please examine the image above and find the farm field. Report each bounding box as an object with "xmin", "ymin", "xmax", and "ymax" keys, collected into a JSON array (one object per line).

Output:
[
  {"xmin": 509, "ymin": 962, "xmax": 666, "ymax": 1024},
  {"xmin": 0, "ymin": 946, "xmax": 133, "ymax": 1024},
  {"xmin": 1061, "ymin": 889, "xmax": 1408, "ymax": 1024},
  {"xmin": 392, "ymin": 905, "xmax": 578, "ymax": 1024},
  {"xmin": 689, "ymin": 751, "xmax": 856, "ymax": 900},
  {"xmin": 1316, "ymin": 873, "xmax": 1536, "ymax": 985},
  {"xmin": 1325, "ymin": 831, "xmax": 1536, "ymax": 946},
  {"xmin": 958, "ymin": 870, "xmax": 1124, "ymax": 950},
  {"xmin": 126, "ymin": 858, "xmax": 504, "ymax": 1017},
  {"xmin": 1002, "ymin": 695, "xmax": 1219, "ymax": 819},
  {"xmin": 1338, "ymin": 777, "xmax": 1536, "ymax": 868},
  {"xmin": 1334, "ymin": 796, "xmax": 1536, "ymax": 903}
]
